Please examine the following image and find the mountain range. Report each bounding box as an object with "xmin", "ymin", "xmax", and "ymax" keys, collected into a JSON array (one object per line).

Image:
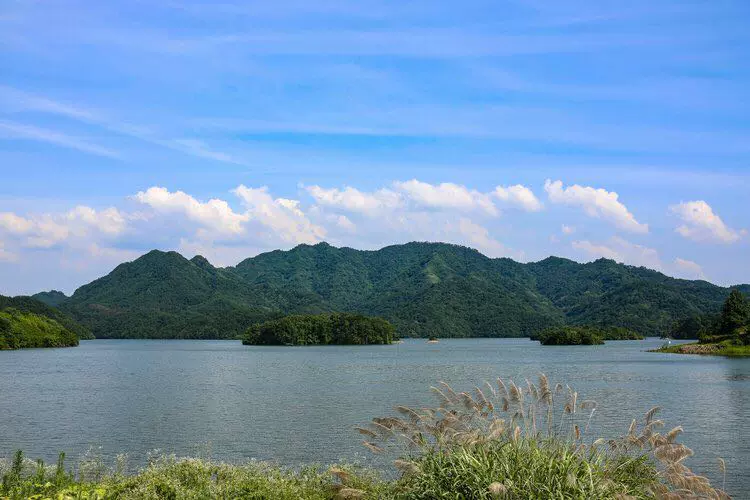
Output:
[{"xmin": 29, "ymin": 242, "xmax": 749, "ymax": 339}]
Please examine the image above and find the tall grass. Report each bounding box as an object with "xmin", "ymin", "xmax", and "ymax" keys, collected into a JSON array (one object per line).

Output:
[{"xmin": 358, "ymin": 373, "xmax": 729, "ymax": 499}]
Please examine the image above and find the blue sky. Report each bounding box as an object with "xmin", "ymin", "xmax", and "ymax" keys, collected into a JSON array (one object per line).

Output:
[{"xmin": 0, "ymin": 0, "xmax": 748, "ymax": 295}]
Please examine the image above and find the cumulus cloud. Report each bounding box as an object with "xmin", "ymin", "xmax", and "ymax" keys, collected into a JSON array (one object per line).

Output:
[
  {"xmin": 561, "ymin": 224, "xmax": 575, "ymax": 235},
  {"xmin": 305, "ymin": 185, "xmax": 402, "ymax": 214},
  {"xmin": 545, "ymin": 179, "xmax": 648, "ymax": 233},
  {"xmin": 572, "ymin": 236, "xmax": 661, "ymax": 270},
  {"xmin": 134, "ymin": 187, "xmax": 249, "ymax": 235},
  {"xmin": 394, "ymin": 179, "xmax": 498, "ymax": 216},
  {"xmin": 332, "ymin": 214, "xmax": 356, "ymax": 232},
  {"xmin": 0, "ymin": 206, "xmax": 129, "ymax": 249},
  {"xmin": 674, "ymin": 257, "xmax": 705, "ymax": 280},
  {"xmin": 669, "ymin": 200, "xmax": 744, "ymax": 244},
  {"xmin": 232, "ymin": 185, "xmax": 325, "ymax": 244},
  {"xmin": 492, "ymin": 184, "xmax": 543, "ymax": 212},
  {"xmin": 452, "ymin": 217, "xmax": 510, "ymax": 257}
]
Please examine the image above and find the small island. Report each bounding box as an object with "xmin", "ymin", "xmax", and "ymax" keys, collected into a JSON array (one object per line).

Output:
[
  {"xmin": 534, "ymin": 325, "xmax": 643, "ymax": 346},
  {"xmin": 654, "ymin": 289, "xmax": 750, "ymax": 357},
  {"xmin": 242, "ymin": 312, "xmax": 396, "ymax": 346}
]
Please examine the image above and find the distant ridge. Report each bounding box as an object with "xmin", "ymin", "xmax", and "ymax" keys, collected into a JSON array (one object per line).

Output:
[
  {"xmin": 53, "ymin": 241, "xmax": 748, "ymax": 340},
  {"xmin": 32, "ymin": 290, "xmax": 69, "ymax": 307}
]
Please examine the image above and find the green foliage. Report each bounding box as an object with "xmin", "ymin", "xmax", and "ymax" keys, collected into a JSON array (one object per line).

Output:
[
  {"xmin": 0, "ymin": 452, "xmax": 389, "ymax": 500},
  {"xmin": 535, "ymin": 325, "xmax": 606, "ymax": 345},
  {"xmin": 31, "ymin": 289, "xmax": 69, "ymax": 307},
  {"xmin": 0, "ymin": 308, "xmax": 79, "ymax": 350},
  {"xmin": 719, "ymin": 289, "xmax": 749, "ymax": 338},
  {"xmin": 394, "ymin": 440, "xmax": 657, "ymax": 499},
  {"xmin": 59, "ymin": 242, "xmax": 748, "ymax": 339},
  {"xmin": 533, "ymin": 325, "xmax": 642, "ymax": 345},
  {"xmin": 664, "ymin": 289, "xmax": 750, "ymax": 351},
  {"xmin": 243, "ymin": 313, "xmax": 395, "ymax": 345},
  {"xmin": 0, "ymin": 294, "xmax": 92, "ymax": 339},
  {"xmin": 669, "ymin": 313, "xmax": 720, "ymax": 339}
]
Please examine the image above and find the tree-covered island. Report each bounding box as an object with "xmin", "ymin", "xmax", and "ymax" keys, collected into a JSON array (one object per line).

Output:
[
  {"xmin": 534, "ymin": 325, "xmax": 643, "ymax": 345},
  {"xmin": 242, "ymin": 312, "xmax": 396, "ymax": 346}
]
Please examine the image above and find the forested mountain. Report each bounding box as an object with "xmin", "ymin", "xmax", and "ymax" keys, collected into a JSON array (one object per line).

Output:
[
  {"xmin": 31, "ymin": 290, "xmax": 69, "ymax": 307},
  {"xmin": 61, "ymin": 250, "xmax": 277, "ymax": 339},
  {"xmin": 55, "ymin": 242, "xmax": 748, "ymax": 339}
]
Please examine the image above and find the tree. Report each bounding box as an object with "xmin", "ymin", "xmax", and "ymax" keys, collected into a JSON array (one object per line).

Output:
[{"xmin": 719, "ymin": 289, "xmax": 749, "ymax": 339}]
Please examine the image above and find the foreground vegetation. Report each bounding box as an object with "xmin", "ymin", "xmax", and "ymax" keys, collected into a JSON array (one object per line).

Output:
[
  {"xmin": 532, "ymin": 325, "xmax": 643, "ymax": 345},
  {"xmin": 1, "ymin": 374, "xmax": 728, "ymax": 499},
  {"xmin": 656, "ymin": 289, "xmax": 749, "ymax": 356},
  {"xmin": 242, "ymin": 313, "xmax": 395, "ymax": 345},
  {"xmin": 52, "ymin": 243, "xmax": 749, "ymax": 339}
]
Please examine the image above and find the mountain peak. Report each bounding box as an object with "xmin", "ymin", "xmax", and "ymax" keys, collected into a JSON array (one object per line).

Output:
[{"xmin": 190, "ymin": 255, "xmax": 215, "ymax": 270}]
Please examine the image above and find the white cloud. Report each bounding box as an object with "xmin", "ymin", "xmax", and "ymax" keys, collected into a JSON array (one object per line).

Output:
[
  {"xmin": 561, "ymin": 224, "xmax": 575, "ymax": 235},
  {"xmin": 333, "ymin": 214, "xmax": 356, "ymax": 232},
  {"xmin": 66, "ymin": 206, "xmax": 127, "ymax": 235},
  {"xmin": 493, "ymin": 184, "xmax": 543, "ymax": 212},
  {"xmin": 134, "ymin": 187, "xmax": 249, "ymax": 235},
  {"xmin": 0, "ymin": 206, "xmax": 129, "ymax": 249},
  {"xmin": 232, "ymin": 185, "xmax": 325, "ymax": 244},
  {"xmin": 673, "ymin": 258, "xmax": 705, "ymax": 280},
  {"xmin": 305, "ymin": 185, "xmax": 402, "ymax": 214},
  {"xmin": 394, "ymin": 179, "xmax": 498, "ymax": 216},
  {"xmin": 452, "ymin": 217, "xmax": 510, "ymax": 257},
  {"xmin": 572, "ymin": 240, "xmax": 620, "ymax": 261},
  {"xmin": 0, "ymin": 212, "xmax": 34, "ymax": 234},
  {"xmin": 545, "ymin": 179, "xmax": 648, "ymax": 233},
  {"xmin": 669, "ymin": 200, "xmax": 744, "ymax": 244},
  {"xmin": 572, "ymin": 236, "xmax": 661, "ymax": 270}
]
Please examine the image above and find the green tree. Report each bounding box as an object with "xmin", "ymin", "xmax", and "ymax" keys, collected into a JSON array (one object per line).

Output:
[{"xmin": 719, "ymin": 289, "xmax": 749, "ymax": 339}]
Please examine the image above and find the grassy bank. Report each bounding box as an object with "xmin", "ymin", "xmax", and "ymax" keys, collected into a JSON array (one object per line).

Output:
[
  {"xmin": 1, "ymin": 374, "xmax": 729, "ymax": 499},
  {"xmin": 653, "ymin": 340, "xmax": 750, "ymax": 357}
]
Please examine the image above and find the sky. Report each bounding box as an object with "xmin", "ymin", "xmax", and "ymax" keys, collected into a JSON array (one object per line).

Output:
[{"xmin": 0, "ymin": 0, "xmax": 749, "ymax": 296}]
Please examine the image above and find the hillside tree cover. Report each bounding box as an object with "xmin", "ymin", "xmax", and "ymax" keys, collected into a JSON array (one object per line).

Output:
[
  {"xmin": 668, "ymin": 314, "xmax": 720, "ymax": 339},
  {"xmin": 0, "ymin": 309, "xmax": 79, "ymax": 349},
  {"xmin": 242, "ymin": 313, "xmax": 395, "ymax": 345},
  {"xmin": 31, "ymin": 290, "xmax": 69, "ymax": 307},
  {"xmin": 51, "ymin": 242, "xmax": 750, "ymax": 340},
  {"xmin": 0, "ymin": 295, "xmax": 92, "ymax": 340}
]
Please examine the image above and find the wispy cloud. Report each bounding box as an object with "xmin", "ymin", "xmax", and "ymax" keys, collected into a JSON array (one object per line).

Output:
[
  {"xmin": 0, "ymin": 120, "xmax": 120, "ymax": 158},
  {"xmin": 0, "ymin": 87, "xmax": 248, "ymax": 166}
]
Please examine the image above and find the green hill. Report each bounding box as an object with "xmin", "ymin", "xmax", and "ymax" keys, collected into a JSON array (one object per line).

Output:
[
  {"xmin": 0, "ymin": 295, "xmax": 92, "ymax": 340},
  {"xmin": 0, "ymin": 298, "xmax": 81, "ymax": 349},
  {"xmin": 61, "ymin": 250, "xmax": 276, "ymax": 339},
  {"xmin": 55, "ymin": 242, "xmax": 748, "ymax": 339},
  {"xmin": 31, "ymin": 290, "xmax": 69, "ymax": 307}
]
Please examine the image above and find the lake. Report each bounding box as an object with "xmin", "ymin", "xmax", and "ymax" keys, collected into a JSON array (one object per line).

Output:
[{"xmin": 1, "ymin": 338, "xmax": 748, "ymax": 496}]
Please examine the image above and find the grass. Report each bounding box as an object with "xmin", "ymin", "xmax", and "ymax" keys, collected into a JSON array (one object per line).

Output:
[
  {"xmin": 652, "ymin": 339, "xmax": 750, "ymax": 357},
  {"xmin": 1, "ymin": 374, "xmax": 729, "ymax": 499}
]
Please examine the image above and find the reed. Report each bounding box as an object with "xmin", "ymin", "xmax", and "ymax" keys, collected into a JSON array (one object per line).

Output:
[{"xmin": 360, "ymin": 373, "xmax": 729, "ymax": 499}]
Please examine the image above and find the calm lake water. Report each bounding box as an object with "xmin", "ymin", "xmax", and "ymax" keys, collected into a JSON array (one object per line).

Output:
[{"xmin": 1, "ymin": 338, "xmax": 749, "ymax": 496}]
